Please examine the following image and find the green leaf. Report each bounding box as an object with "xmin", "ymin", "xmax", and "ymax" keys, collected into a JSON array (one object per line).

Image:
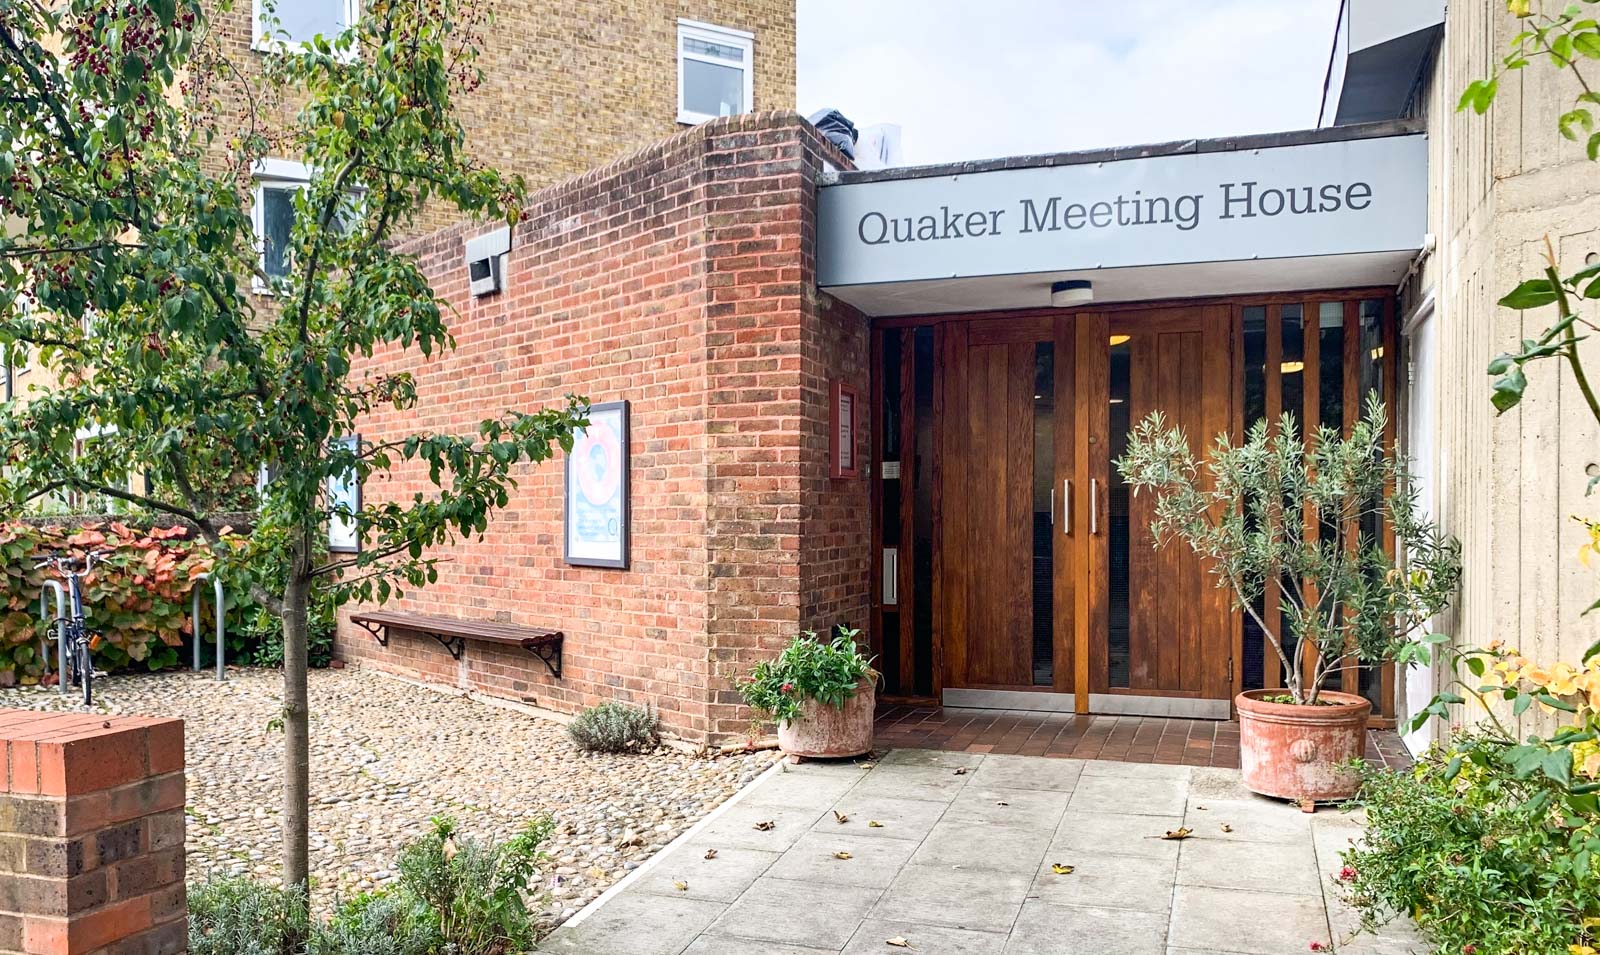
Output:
[
  {"xmin": 1466, "ymin": 656, "xmax": 1486, "ymax": 677},
  {"xmin": 1499, "ymin": 278, "xmax": 1560, "ymax": 309},
  {"xmin": 1584, "ymin": 637, "xmax": 1600, "ymax": 663},
  {"xmin": 1491, "ymin": 366, "xmax": 1528, "ymax": 413},
  {"xmin": 1444, "ymin": 754, "xmax": 1464, "ymax": 780},
  {"xmin": 1577, "ymin": 31, "xmax": 1600, "ymax": 58},
  {"xmin": 1544, "ymin": 747, "xmax": 1575, "ymax": 786}
]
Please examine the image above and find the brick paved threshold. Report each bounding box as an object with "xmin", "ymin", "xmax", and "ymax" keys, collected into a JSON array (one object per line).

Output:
[
  {"xmin": 874, "ymin": 704, "xmax": 1416, "ymax": 772},
  {"xmin": 541, "ymin": 749, "xmax": 1425, "ymax": 955}
]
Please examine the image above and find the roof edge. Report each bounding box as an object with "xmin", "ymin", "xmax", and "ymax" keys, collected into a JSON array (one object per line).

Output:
[{"xmin": 831, "ymin": 118, "xmax": 1425, "ymax": 185}]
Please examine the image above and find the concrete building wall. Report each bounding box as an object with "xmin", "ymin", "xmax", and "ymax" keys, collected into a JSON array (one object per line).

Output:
[
  {"xmin": 337, "ymin": 113, "xmax": 870, "ymax": 743},
  {"xmin": 1409, "ymin": 0, "xmax": 1600, "ymax": 738}
]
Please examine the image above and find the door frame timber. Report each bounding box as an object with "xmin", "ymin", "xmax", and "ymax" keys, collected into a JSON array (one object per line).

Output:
[{"xmin": 866, "ymin": 287, "xmax": 1400, "ymax": 723}]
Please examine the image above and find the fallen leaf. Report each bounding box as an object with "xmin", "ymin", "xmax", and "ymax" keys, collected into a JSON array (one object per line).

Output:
[
  {"xmin": 834, "ymin": 810, "xmax": 850, "ymax": 824},
  {"xmin": 861, "ymin": 762, "xmax": 876, "ymax": 770},
  {"xmin": 885, "ymin": 937, "xmax": 910, "ymax": 948},
  {"xmin": 868, "ymin": 820, "xmax": 884, "ymax": 828},
  {"xmin": 703, "ymin": 849, "xmax": 718, "ymax": 860},
  {"xmin": 833, "ymin": 851, "xmax": 853, "ymax": 860},
  {"xmin": 672, "ymin": 880, "xmax": 688, "ymax": 892},
  {"xmin": 953, "ymin": 767, "xmax": 969, "ymax": 775},
  {"xmin": 1051, "ymin": 863, "xmax": 1075, "ymax": 875},
  {"xmin": 1194, "ymin": 804, "xmax": 1208, "ymax": 811},
  {"xmin": 1159, "ymin": 827, "xmax": 1194, "ymax": 841},
  {"xmin": 996, "ymin": 801, "xmax": 1009, "ymax": 807},
  {"xmin": 754, "ymin": 821, "xmax": 776, "ymax": 831},
  {"xmin": 1220, "ymin": 824, "xmax": 1233, "ymax": 833}
]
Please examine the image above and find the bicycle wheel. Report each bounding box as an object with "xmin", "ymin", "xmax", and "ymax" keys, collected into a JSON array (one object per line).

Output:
[{"xmin": 75, "ymin": 638, "xmax": 92, "ymax": 707}]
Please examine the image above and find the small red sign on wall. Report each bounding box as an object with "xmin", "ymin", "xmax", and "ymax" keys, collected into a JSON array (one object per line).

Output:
[{"xmin": 830, "ymin": 379, "xmax": 859, "ymax": 479}]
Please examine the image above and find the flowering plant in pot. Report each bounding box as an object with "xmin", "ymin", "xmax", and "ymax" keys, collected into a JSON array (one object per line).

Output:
[
  {"xmin": 1117, "ymin": 395, "xmax": 1460, "ymax": 802},
  {"xmin": 740, "ymin": 628, "xmax": 877, "ymax": 760}
]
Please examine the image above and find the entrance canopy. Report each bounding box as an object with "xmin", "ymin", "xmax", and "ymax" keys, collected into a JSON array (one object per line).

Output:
[{"xmin": 817, "ymin": 121, "xmax": 1426, "ymax": 316}]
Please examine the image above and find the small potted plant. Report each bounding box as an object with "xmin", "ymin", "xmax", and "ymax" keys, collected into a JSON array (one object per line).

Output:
[
  {"xmin": 740, "ymin": 628, "xmax": 877, "ymax": 761},
  {"xmin": 1118, "ymin": 396, "xmax": 1460, "ymax": 803}
]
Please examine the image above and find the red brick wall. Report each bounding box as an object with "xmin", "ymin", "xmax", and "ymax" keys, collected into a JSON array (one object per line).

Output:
[
  {"xmin": 339, "ymin": 113, "xmax": 870, "ymax": 742},
  {"xmin": 0, "ymin": 711, "xmax": 186, "ymax": 955}
]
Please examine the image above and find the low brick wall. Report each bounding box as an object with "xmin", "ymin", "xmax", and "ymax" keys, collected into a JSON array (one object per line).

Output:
[{"xmin": 0, "ymin": 711, "xmax": 186, "ymax": 955}]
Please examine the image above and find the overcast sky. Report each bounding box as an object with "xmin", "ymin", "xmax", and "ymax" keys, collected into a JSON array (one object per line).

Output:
[{"xmin": 796, "ymin": 0, "xmax": 1343, "ymax": 166}]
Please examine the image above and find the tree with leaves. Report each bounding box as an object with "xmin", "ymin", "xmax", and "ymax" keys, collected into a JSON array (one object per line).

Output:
[{"xmin": 0, "ymin": 0, "xmax": 585, "ymax": 899}]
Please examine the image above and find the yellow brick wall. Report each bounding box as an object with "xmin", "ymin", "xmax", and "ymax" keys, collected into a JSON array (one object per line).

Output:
[{"xmin": 202, "ymin": 0, "xmax": 797, "ymax": 233}]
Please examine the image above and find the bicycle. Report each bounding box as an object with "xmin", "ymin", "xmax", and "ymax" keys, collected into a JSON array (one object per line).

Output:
[{"xmin": 35, "ymin": 551, "xmax": 106, "ymax": 707}]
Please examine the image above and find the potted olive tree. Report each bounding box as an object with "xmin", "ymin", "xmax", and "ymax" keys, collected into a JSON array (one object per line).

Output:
[
  {"xmin": 740, "ymin": 628, "xmax": 877, "ymax": 762},
  {"xmin": 1117, "ymin": 396, "xmax": 1459, "ymax": 803}
]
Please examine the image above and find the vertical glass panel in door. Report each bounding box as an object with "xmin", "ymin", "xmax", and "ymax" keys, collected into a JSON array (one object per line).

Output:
[
  {"xmin": 1107, "ymin": 337, "xmax": 1132, "ymax": 688},
  {"xmin": 1241, "ymin": 307, "xmax": 1268, "ymax": 691},
  {"xmin": 1032, "ymin": 343, "xmax": 1054, "ymax": 686}
]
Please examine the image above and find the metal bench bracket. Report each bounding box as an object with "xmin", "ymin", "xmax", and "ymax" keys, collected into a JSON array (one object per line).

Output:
[
  {"xmin": 524, "ymin": 638, "xmax": 563, "ymax": 679},
  {"xmin": 428, "ymin": 632, "xmax": 467, "ymax": 661},
  {"xmin": 355, "ymin": 618, "xmax": 389, "ymax": 647}
]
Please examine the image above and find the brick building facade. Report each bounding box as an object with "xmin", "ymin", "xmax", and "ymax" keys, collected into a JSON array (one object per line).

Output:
[{"xmin": 337, "ymin": 113, "xmax": 871, "ymax": 742}]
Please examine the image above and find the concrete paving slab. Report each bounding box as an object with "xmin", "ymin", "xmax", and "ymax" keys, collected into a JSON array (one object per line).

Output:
[
  {"xmin": 869, "ymin": 862, "xmax": 1031, "ymax": 933},
  {"xmin": 941, "ymin": 784, "xmax": 1072, "ymax": 830},
  {"xmin": 740, "ymin": 764, "xmax": 870, "ymax": 809},
  {"xmin": 1006, "ymin": 899, "xmax": 1169, "ymax": 955},
  {"xmin": 764, "ymin": 830, "xmax": 920, "ymax": 888},
  {"xmin": 909, "ymin": 816, "xmax": 1050, "ymax": 872},
  {"xmin": 812, "ymin": 792, "xmax": 950, "ymax": 842},
  {"xmin": 706, "ymin": 877, "xmax": 879, "ymax": 951},
  {"xmin": 840, "ymin": 919, "xmax": 1007, "ymax": 955},
  {"xmin": 682, "ymin": 938, "xmax": 839, "ymax": 955},
  {"xmin": 1169, "ymin": 884, "xmax": 1332, "ymax": 955},
  {"xmin": 1183, "ymin": 796, "xmax": 1314, "ymax": 845},
  {"xmin": 634, "ymin": 846, "xmax": 781, "ymax": 903},
  {"xmin": 848, "ymin": 762, "xmax": 974, "ymax": 802},
  {"xmin": 1069, "ymin": 773, "xmax": 1189, "ymax": 815},
  {"xmin": 540, "ymin": 893, "xmax": 728, "ymax": 955},
  {"xmin": 1081, "ymin": 761, "xmax": 1194, "ymax": 781},
  {"xmin": 968, "ymin": 753, "xmax": 1084, "ymax": 791},
  {"xmin": 1028, "ymin": 851, "xmax": 1178, "ymax": 912},
  {"xmin": 1052, "ymin": 810, "xmax": 1185, "ymax": 859},
  {"xmin": 690, "ymin": 801, "xmax": 830, "ymax": 852},
  {"xmin": 1176, "ymin": 836, "xmax": 1324, "ymax": 895},
  {"xmin": 877, "ymin": 748, "xmax": 986, "ymax": 769}
]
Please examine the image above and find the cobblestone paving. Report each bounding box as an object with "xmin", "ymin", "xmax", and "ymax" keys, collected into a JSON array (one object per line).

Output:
[{"xmin": 0, "ymin": 667, "xmax": 777, "ymax": 928}]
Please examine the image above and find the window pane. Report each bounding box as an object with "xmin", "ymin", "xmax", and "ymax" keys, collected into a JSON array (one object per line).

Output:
[
  {"xmin": 683, "ymin": 58, "xmax": 744, "ymax": 117},
  {"xmin": 1032, "ymin": 342, "xmax": 1054, "ymax": 687},
  {"xmin": 262, "ymin": 186, "xmax": 296, "ymax": 279},
  {"xmin": 268, "ymin": 0, "xmax": 348, "ymax": 42},
  {"xmin": 683, "ymin": 36, "xmax": 744, "ymax": 62},
  {"xmin": 1318, "ymin": 302, "xmax": 1345, "ymax": 437},
  {"xmin": 1107, "ymin": 338, "xmax": 1132, "ymax": 688},
  {"xmin": 1241, "ymin": 305, "xmax": 1268, "ymax": 690}
]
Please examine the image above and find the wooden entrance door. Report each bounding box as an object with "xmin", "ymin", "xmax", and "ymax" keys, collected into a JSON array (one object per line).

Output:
[
  {"xmin": 1085, "ymin": 306, "xmax": 1234, "ymax": 712},
  {"xmin": 937, "ymin": 316, "xmax": 1075, "ymax": 694}
]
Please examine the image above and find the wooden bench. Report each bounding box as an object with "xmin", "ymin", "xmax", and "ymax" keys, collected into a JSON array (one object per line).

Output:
[{"xmin": 349, "ymin": 610, "xmax": 564, "ymax": 679}]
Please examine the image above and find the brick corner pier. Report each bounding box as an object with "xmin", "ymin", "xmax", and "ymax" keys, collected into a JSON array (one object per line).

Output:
[{"xmin": 0, "ymin": 710, "xmax": 186, "ymax": 955}]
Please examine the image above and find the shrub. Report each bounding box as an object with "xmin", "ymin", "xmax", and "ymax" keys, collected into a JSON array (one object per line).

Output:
[
  {"xmin": 308, "ymin": 892, "xmax": 437, "ymax": 955},
  {"xmin": 1343, "ymin": 754, "xmax": 1600, "ymax": 954},
  {"xmin": 567, "ymin": 701, "xmax": 660, "ymax": 754},
  {"xmin": 739, "ymin": 627, "xmax": 874, "ymax": 724},
  {"xmin": 188, "ymin": 876, "xmax": 309, "ymax": 955},
  {"xmin": 393, "ymin": 815, "xmax": 553, "ymax": 955}
]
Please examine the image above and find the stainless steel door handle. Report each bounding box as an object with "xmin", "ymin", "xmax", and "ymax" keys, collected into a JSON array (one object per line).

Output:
[
  {"xmin": 1049, "ymin": 486, "xmax": 1055, "ymax": 525},
  {"xmin": 1090, "ymin": 478, "xmax": 1100, "ymax": 535},
  {"xmin": 1063, "ymin": 479, "xmax": 1072, "ymax": 535}
]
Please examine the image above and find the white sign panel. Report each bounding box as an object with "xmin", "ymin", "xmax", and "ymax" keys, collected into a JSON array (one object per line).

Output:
[{"xmin": 817, "ymin": 134, "xmax": 1428, "ymax": 288}]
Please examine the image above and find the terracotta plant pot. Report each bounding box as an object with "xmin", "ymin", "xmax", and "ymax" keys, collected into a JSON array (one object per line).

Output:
[
  {"xmin": 1236, "ymin": 689, "xmax": 1372, "ymax": 803},
  {"xmin": 777, "ymin": 678, "xmax": 876, "ymax": 759}
]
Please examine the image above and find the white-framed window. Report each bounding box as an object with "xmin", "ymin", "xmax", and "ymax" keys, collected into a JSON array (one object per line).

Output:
[
  {"xmin": 251, "ymin": 158, "xmax": 310, "ymax": 290},
  {"xmin": 252, "ymin": 0, "xmax": 358, "ymax": 53},
  {"xmin": 676, "ymin": 19, "xmax": 753, "ymax": 125}
]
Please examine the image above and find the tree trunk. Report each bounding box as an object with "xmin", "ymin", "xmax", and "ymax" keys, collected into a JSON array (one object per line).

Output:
[{"xmin": 280, "ymin": 570, "xmax": 312, "ymax": 898}]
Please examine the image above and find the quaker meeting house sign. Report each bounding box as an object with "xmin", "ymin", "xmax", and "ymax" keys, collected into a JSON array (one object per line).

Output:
[{"xmin": 816, "ymin": 133, "xmax": 1428, "ymax": 289}]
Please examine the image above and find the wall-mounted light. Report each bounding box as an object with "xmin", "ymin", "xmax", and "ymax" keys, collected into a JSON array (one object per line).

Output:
[
  {"xmin": 1109, "ymin": 334, "xmax": 1130, "ymax": 346},
  {"xmin": 1281, "ymin": 361, "xmax": 1305, "ymax": 374},
  {"xmin": 1051, "ymin": 279, "xmax": 1093, "ymax": 307}
]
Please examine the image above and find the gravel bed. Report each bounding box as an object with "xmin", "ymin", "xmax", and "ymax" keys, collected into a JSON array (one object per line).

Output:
[{"xmin": 0, "ymin": 667, "xmax": 777, "ymax": 927}]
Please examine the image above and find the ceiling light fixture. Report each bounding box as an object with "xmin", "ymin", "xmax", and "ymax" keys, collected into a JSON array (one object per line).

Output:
[{"xmin": 1051, "ymin": 279, "xmax": 1093, "ymax": 307}]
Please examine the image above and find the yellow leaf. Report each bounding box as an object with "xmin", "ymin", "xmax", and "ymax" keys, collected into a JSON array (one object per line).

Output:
[
  {"xmin": 885, "ymin": 937, "xmax": 911, "ymax": 949},
  {"xmin": 1159, "ymin": 827, "xmax": 1194, "ymax": 841},
  {"xmin": 867, "ymin": 820, "xmax": 884, "ymax": 828},
  {"xmin": 1051, "ymin": 863, "xmax": 1075, "ymax": 875},
  {"xmin": 833, "ymin": 851, "xmax": 853, "ymax": 860},
  {"xmin": 834, "ymin": 810, "xmax": 849, "ymax": 824},
  {"xmin": 673, "ymin": 880, "xmax": 688, "ymax": 892}
]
